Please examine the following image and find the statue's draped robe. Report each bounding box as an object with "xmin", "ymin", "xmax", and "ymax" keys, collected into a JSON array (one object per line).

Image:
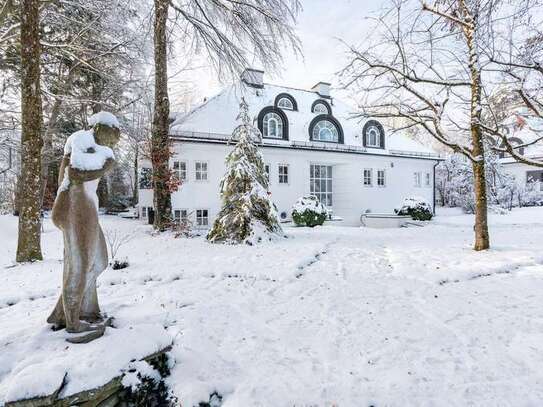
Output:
[{"xmin": 47, "ymin": 155, "xmax": 113, "ymax": 332}]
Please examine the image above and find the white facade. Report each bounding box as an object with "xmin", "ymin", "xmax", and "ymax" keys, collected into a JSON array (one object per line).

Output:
[
  {"xmin": 138, "ymin": 72, "xmax": 441, "ymax": 227},
  {"xmin": 498, "ymin": 112, "xmax": 543, "ymax": 190}
]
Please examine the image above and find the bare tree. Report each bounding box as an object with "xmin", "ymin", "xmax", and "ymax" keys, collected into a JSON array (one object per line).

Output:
[
  {"xmin": 104, "ymin": 228, "xmax": 134, "ymax": 260},
  {"xmin": 340, "ymin": 0, "xmax": 537, "ymax": 250},
  {"xmin": 482, "ymin": 2, "xmax": 543, "ymax": 166},
  {"xmin": 16, "ymin": 0, "xmax": 43, "ymax": 261},
  {"xmin": 149, "ymin": 0, "xmax": 302, "ymax": 231}
]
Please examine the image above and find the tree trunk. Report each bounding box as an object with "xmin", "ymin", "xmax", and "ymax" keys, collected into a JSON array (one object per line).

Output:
[
  {"xmin": 133, "ymin": 146, "xmax": 139, "ymax": 205},
  {"xmin": 39, "ymin": 96, "xmax": 62, "ymax": 210},
  {"xmin": 16, "ymin": 0, "xmax": 43, "ymax": 262},
  {"xmin": 464, "ymin": 13, "xmax": 490, "ymax": 251},
  {"xmin": 472, "ymin": 159, "xmax": 489, "ymax": 250},
  {"xmin": 151, "ymin": 0, "xmax": 172, "ymax": 231}
]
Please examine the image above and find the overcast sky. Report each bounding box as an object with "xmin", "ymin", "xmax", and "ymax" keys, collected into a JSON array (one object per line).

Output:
[{"xmin": 172, "ymin": 0, "xmax": 384, "ymax": 110}]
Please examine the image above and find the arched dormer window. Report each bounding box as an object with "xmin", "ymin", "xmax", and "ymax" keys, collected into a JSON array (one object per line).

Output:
[
  {"xmin": 362, "ymin": 120, "xmax": 385, "ymax": 149},
  {"xmin": 258, "ymin": 106, "xmax": 289, "ymax": 140},
  {"xmin": 309, "ymin": 115, "xmax": 344, "ymax": 143},
  {"xmin": 274, "ymin": 93, "xmax": 297, "ymax": 111},
  {"xmin": 499, "ymin": 136, "xmax": 525, "ymax": 158},
  {"xmin": 311, "ymin": 99, "xmax": 332, "ymax": 115}
]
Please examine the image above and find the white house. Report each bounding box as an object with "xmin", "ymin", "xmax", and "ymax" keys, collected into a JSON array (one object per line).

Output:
[
  {"xmin": 498, "ymin": 112, "xmax": 543, "ymax": 189},
  {"xmin": 138, "ymin": 69, "xmax": 441, "ymax": 227}
]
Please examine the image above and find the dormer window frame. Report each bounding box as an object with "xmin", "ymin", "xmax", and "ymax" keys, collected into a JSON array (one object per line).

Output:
[
  {"xmin": 498, "ymin": 136, "xmax": 525, "ymax": 158},
  {"xmin": 257, "ymin": 106, "xmax": 289, "ymax": 141},
  {"xmin": 274, "ymin": 93, "xmax": 298, "ymax": 111},
  {"xmin": 311, "ymin": 99, "xmax": 332, "ymax": 115},
  {"xmin": 362, "ymin": 120, "xmax": 385, "ymax": 150},
  {"xmin": 308, "ymin": 114, "xmax": 344, "ymax": 144}
]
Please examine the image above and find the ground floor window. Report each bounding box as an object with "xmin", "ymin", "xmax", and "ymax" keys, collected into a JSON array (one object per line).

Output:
[
  {"xmin": 414, "ymin": 172, "xmax": 422, "ymax": 187},
  {"xmin": 174, "ymin": 209, "xmax": 188, "ymax": 224},
  {"xmin": 265, "ymin": 164, "xmax": 270, "ymax": 182},
  {"xmin": 278, "ymin": 164, "xmax": 289, "ymax": 184},
  {"xmin": 139, "ymin": 168, "xmax": 152, "ymax": 189},
  {"xmin": 142, "ymin": 207, "xmax": 147, "ymax": 218},
  {"xmin": 425, "ymin": 172, "xmax": 431, "ymax": 187},
  {"xmin": 527, "ymin": 170, "xmax": 543, "ymax": 190},
  {"xmin": 377, "ymin": 169, "xmax": 386, "ymax": 187},
  {"xmin": 195, "ymin": 161, "xmax": 208, "ymax": 181},
  {"xmin": 363, "ymin": 168, "xmax": 373, "ymax": 186},
  {"xmin": 173, "ymin": 161, "xmax": 187, "ymax": 182},
  {"xmin": 196, "ymin": 209, "xmax": 209, "ymax": 226},
  {"xmin": 310, "ymin": 164, "xmax": 333, "ymax": 207}
]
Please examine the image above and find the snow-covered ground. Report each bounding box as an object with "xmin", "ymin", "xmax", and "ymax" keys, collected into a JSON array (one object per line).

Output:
[{"xmin": 1, "ymin": 207, "xmax": 543, "ymax": 406}]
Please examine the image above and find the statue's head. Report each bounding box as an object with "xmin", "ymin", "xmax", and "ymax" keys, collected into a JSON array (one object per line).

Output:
[{"xmin": 93, "ymin": 123, "xmax": 120, "ymax": 149}]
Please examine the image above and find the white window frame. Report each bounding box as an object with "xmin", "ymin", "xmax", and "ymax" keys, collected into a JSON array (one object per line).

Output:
[
  {"xmin": 425, "ymin": 172, "xmax": 431, "ymax": 187},
  {"xmin": 174, "ymin": 208, "xmax": 188, "ymax": 224},
  {"xmin": 277, "ymin": 98, "xmax": 294, "ymax": 110},
  {"xmin": 172, "ymin": 160, "xmax": 187, "ymax": 182},
  {"xmin": 310, "ymin": 164, "xmax": 333, "ymax": 207},
  {"xmin": 278, "ymin": 164, "xmax": 289, "ymax": 184},
  {"xmin": 195, "ymin": 161, "xmax": 208, "ymax": 182},
  {"xmin": 414, "ymin": 172, "xmax": 422, "ymax": 187},
  {"xmin": 377, "ymin": 169, "xmax": 386, "ymax": 187},
  {"xmin": 196, "ymin": 209, "xmax": 209, "ymax": 227},
  {"xmin": 141, "ymin": 207, "xmax": 147, "ymax": 218},
  {"xmin": 263, "ymin": 112, "xmax": 283, "ymax": 139},
  {"xmin": 313, "ymin": 103, "xmax": 328, "ymax": 114},
  {"xmin": 366, "ymin": 126, "xmax": 381, "ymax": 148},
  {"xmin": 363, "ymin": 168, "xmax": 373, "ymax": 187},
  {"xmin": 264, "ymin": 163, "xmax": 270, "ymax": 183},
  {"xmin": 312, "ymin": 120, "xmax": 339, "ymax": 143}
]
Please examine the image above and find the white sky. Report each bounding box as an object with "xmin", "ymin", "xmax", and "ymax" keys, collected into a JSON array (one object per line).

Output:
[{"xmin": 170, "ymin": 0, "xmax": 384, "ymax": 111}]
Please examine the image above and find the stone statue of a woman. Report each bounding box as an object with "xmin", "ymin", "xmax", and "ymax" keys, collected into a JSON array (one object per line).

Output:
[{"xmin": 47, "ymin": 112, "xmax": 120, "ymax": 343}]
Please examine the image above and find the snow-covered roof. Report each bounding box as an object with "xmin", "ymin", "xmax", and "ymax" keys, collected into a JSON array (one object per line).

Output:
[{"xmin": 170, "ymin": 82, "xmax": 438, "ymax": 159}]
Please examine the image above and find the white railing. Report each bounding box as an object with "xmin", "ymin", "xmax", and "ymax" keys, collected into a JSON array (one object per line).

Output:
[{"xmin": 170, "ymin": 131, "xmax": 442, "ymax": 158}]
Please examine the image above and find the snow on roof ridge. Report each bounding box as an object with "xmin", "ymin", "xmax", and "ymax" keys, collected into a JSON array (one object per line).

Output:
[{"xmin": 262, "ymin": 82, "xmax": 332, "ymax": 97}]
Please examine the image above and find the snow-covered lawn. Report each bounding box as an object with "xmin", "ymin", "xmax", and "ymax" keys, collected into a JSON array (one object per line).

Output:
[{"xmin": 1, "ymin": 207, "xmax": 543, "ymax": 406}]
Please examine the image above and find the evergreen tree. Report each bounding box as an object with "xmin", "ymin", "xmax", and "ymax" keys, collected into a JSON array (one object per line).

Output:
[{"xmin": 207, "ymin": 99, "xmax": 284, "ymax": 245}]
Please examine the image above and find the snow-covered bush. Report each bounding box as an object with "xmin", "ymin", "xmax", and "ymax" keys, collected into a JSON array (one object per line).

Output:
[
  {"xmin": 292, "ymin": 195, "xmax": 328, "ymax": 227},
  {"xmin": 517, "ymin": 181, "xmax": 543, "ymax": 207},
  {"xmin": 436, "ymin": 150, "xmax": 536, "ymax": 213},
  {"xmin": 207, "ymin": 99, "xmax": 284, "ymax": 244},
  {"xmin": 394, "ymin": 197, "xmax": 433, "ymax": 221}
]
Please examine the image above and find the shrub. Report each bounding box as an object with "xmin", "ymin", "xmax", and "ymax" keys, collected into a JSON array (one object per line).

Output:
[
  {"xmin": 112, "ymin": 259, "xmax": 129, "ymax": 270},
  {"xmin": 394, "ymin": 196, "xmax": 433, "ymax": 221},
  {"xmin": 292, "ymin": 195, "xmax": 328, "ymax": 227}
]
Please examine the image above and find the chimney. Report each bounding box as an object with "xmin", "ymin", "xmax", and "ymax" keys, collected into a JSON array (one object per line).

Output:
[
  {"xmin": 311, "ymin": 81, "xmax": 331, "ymax": 98},
  {"xmin": 241, "ymin": 68, "xmax": 264, "ymax": 88}
]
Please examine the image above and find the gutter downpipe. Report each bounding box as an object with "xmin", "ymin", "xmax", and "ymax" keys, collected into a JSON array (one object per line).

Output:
[{"xmin": 433, "ymin": 160, "xmax": 440, "ymax": 215}]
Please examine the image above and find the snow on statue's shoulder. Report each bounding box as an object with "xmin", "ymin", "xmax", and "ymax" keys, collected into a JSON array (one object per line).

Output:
[
  {"xmin": 64, "ymin": 129, "xmax": 114, "ymax": 171},
  {"xmin": 88, "ymin": 111, "xmax": 120, "ymax": 129}
]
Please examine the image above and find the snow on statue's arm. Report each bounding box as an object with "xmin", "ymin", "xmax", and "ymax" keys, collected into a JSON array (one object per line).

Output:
[
  {"xmin": 61, "ymin": 128, "xmax": 116, "ymax": 184},
  {"xmin": 68, "ymin": 157, "xmax": 115, "ymax": 183}
]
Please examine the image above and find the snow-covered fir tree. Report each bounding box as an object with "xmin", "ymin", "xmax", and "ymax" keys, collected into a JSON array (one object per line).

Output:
[{"xmin": 207, "ymin": 98, "xmax": 284, "ymax": 245}]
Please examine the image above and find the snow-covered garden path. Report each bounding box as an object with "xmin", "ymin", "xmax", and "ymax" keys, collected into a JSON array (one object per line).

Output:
[{"xmin": 1, "ymin": 208, "xmax": 543, "ymax": 406}]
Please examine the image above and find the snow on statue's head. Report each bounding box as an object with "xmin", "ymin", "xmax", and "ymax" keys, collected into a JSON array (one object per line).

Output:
[{"xmin": 89, "ymin": 111, "xmax": 121, "ymax": 149}]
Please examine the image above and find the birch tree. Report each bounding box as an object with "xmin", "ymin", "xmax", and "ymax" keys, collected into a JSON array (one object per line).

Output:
[
  {"xmin": 16, "ymin": 0, "xmax": 43, "ymax": 261},
  {"xmin": 149, "ymin": 0, "xmax": 301, "ymax": 230}
]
